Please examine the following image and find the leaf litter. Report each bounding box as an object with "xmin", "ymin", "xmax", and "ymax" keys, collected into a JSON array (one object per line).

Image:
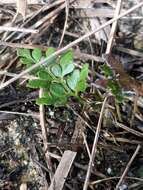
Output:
[{"xmin": 0, "ymin": 0, "xmax": 143, "ymax": 190}]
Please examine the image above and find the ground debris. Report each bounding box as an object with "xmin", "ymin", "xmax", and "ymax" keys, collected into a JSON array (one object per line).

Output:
[{"xmin": 0, "ymin": 0, "xmax": 143, "ymax": 189}]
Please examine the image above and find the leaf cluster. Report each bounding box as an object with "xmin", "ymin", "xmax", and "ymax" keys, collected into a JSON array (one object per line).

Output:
[
  {"xmin": 100, "ymin": 64, "xmax": 123, "ymax": 102},
  {"xmin": 18, "ymin": 48, "xmax": 89, "ymax": 106}
]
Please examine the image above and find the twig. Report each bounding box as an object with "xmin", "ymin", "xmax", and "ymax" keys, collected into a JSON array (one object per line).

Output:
[
  {"xmin": 0, "ymin": 26, "xmax": 38, "ymax": 33},
  {"xmin": 0, "ymin": 110, "xmax": 39, "ymax": 118},
  {"xmin": 106, "ymin": 0, "xmax": 122, "ymax": 54},
  {"xmin": 115, "ymin": 144, "xmax": 141, "ymax": 190},
  {"xmin": 116, "ymin": 46, "xmax": 143, "ymax": 57},
  {"xmin": 46, "ymin": 151, "xmax": 61, "ymax": 161},
  {"xmin": 115, "ymin": 121, "xmax": 143, "ymax": 138},
  {"xmin": 82, "ymin": 132, "xmax": 91, "ymax": 159},
  {"xmin": 58, "ymin": 0, "xmax": 69, "ymax": 47},
  {"xmin": 0, "ymin": 70, "xmax": 37, "ymax": 80},
  {"xmin": 0, "ymin": 2, "xmax": 143, "ymax": 90},
  {"xmin": 0, "ymin": 40, "xmax": 48, "ymax": 50},
  {"xmin": 39, "ymin": 89, "xmax": 53, "ymax": 180},
  {"xmin": 90, "ymin": 176, "xmax": 143, "ymax": 186},
  {"xmin": 33, "ymin": 159, "xmax": 51, "ymax": 173},
  {"xmin": 83, "ymin": 96, "xmax": 108, "ymax": 190},
  {"xmin": 105, "ymin": 136, "xmax": 141, "ymax": 145}
]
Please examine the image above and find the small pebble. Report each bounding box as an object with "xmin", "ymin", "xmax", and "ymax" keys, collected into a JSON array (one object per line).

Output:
[
  {"xmin": 119, "ymin": 184, "xmax": 128, "ymax": 190},
  {"xmin": 49, "ymin": 111, "xmax": 54, "ymax": 117},
  {"xmin": 107, "ymin": 167, "xmax": 112, "ymax": 174}
]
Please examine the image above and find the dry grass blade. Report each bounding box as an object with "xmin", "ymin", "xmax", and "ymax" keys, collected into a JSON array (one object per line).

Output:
[
  {"xmin": 83, "ymin": 96, "xmax": 108, "ymax": 190},
  {"xmin": 116, "ymin": 46, "xmax": 143, "ymax": 57},
  {"xmin": 0, "ymin": 2, "xmax": 143, "ymax": 90},
  {"xmin": 115, "ymin": 121, "xmax": 143, "ymax": 138},
  {"xmin": 106, "ymin": 137, "xmax": 142, "ymax": 145},
  {"xmin": 16, "ymin": 0, "xmax": 27, "ymax": 19},
  {"xmin": 0, "ymin": 0, "xmax": 39, "ymax": 3},
  {"xmin": 106, "ymin": 0, "xmax": 122, "ymax": 54},
  {"xmin": 90, "ymin": 176, "xmax": 143, "ymax": 186},
  {"xmin": 0, "ymin": 110, "xmax": 39, "ymax": 118},
  {"xmin": 58, "ymin": 0, "xmax": 69, "ymax": 47},
  {"xmin": 0, "ymin": 26, "xmax": 38, "ymax": 33},
  {"xmin": 115, "ymin": 144, "xmax": 141, "ymax": 190},
  {"xmin": 49, "ymin": 150, "xmax": 77, "ymax": 190},
  {"xmin": 0, "ymin": 70, "xmax": 37, "ymax": 80},
  {"xmin": 39, "ymin": 89, "xmax": 53, "ymax": 180}
]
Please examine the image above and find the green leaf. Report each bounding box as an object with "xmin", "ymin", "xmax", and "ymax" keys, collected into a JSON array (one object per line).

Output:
[
  {"xmin": 108, "ymin": 80, "xmax": 123, "ymax": 102},
  {"xmin": 38, "ymin": 70, "xmax": 52, "ymax": 81},
  {"xmin": 79, "ymin": 64, "xmax": 89, "ymax": 80},
  {"xmin": 27, "ymin": 79, "xmax": 48, "ymax": 88},
  {"xmin": 44, "ymin": 47, "xmax": 56, "ymax": 66},
  {"xmin": 60, "ymin": 50, "xmax": 74, "ymax": 76},
  {"xmin": 61, "ymin": 62, "xmax": 75, "ymax": 77},
  {"xmin": 101, "ymin": 64, "xmax": 113, "ymax": 77},
  {"xmin": 18, "ymin": 47, "xmax": 88, "ymax": 107},
  {"xmin": 116, "ymin": 94, "xmax": 123, "ymax": 102},
  {"xmin": 75, "ymin": 64, "xmax": 88, "ymax": 93},
  {"xmin": 20, "ymin": 57, "xmax": 33, "ymax": 65},
  {"xmin": 36, "ymin": 97, "xmax": 53, "ymax": 105},
  {"xmin": 43, "ymin": 90, "xmax": 67, "ymax": 106},
  {"xmin": 108, "ymin": 80, "xmax": 120, "ymax": 94},
  {"xmin": 36, "ymin": 92, "xmax": 67, "ymax": 106},
  {"xmin": 50, "ymin": 83, "xmax": 66, "ymax": 97},
  {"xmin": 76, "ymin": 80, "xmax": 87, "ymax": 92},
  {"xmin": 32, "ymin": 48, "xmax": 42, "ymax": 62},
  {"xmin": 42, "ymin": 89, "xmax": 51, "ymax": 97},
  {"xmin": 17, "ymin": 48, "xmax": 32, "ymax": 60},
  {"xmin": 67, "ymin": 69, "xmax": 80, "ymax": 91},
  {"xmin": 46, "ymin": 47, "xmax": 56, "ymax": 57},
  {"xmin": 54, "ymin": 96, "xmax": 67, "ymax": 106},
  {"xmin": 31, "ymin": 67, "xmax": 41, "ymax": 76},
  {"xmin": 51, "ymin": 64, "xmax": 62, "ymax": 77}
]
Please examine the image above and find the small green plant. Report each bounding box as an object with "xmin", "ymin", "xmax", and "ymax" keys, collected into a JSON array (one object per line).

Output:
[
  {"xmin": 17, "ymin": 48, "xmax": 89, "ymax": 106},
  {"xmin": 100, "ymin": 64, "xmax": 123, "ymax": 102}
]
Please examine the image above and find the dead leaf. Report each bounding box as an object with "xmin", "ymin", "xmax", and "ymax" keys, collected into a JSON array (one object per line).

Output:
[
  {"xmin": 104, "ymin": 54, "xmax": 143, "ymax": 96},
  {"xmin": 77, "ymin": 0, "xmax": 110, "ymax": 44}
]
